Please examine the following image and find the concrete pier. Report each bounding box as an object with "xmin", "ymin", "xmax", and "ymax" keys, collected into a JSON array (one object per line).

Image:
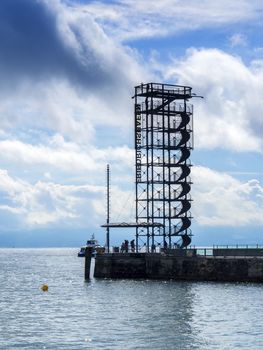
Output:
[{"xmin": 91, "ymin": 251, "xmax": 263, "ymax": 283}]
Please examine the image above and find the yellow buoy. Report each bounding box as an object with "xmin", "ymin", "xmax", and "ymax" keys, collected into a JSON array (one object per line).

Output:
[{"xmin": 41, "ymin": 284, "xmax": 49, "ymax": 292}]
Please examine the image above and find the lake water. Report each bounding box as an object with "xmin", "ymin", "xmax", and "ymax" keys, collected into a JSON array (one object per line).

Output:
[{"xmin": 0, "ymin": 248, "xmax": 262, "ymax": 349}]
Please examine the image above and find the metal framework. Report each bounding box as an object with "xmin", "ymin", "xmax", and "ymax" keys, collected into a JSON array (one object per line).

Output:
[
  {"xmin": 106, "ymin": 164, "xmax": 110, "ymax": 252},
  {"xmin": 134, "ymin": 83, "xmax": 194, "ymax": 251},
  {"xmin": 102, "ymin": 222, "xmax": 164, "ymax": 228}
]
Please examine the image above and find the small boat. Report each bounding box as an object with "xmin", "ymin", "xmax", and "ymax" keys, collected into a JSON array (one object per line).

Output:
[{"xmin": 78, "ymin": 234, "xmax": 99, "ymax": 257}]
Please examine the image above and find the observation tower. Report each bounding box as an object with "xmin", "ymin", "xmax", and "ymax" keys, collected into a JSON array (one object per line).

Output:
[{"xmin": 134, "ymin": 83, "xmax": 194, "ymax": 251}]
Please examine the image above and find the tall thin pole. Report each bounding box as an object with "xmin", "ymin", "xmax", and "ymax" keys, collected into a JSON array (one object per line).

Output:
[{"xmin": 106, "ymin": 164, "xmax": 110, "ymax": 253}]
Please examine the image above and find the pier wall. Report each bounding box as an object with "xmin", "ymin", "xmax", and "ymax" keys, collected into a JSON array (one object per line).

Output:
[{"xmin": 92, "ymin": 253, "xmax": 263, "ymax": 282}]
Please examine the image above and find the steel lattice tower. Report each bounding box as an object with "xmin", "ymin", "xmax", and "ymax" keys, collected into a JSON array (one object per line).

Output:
[{"xmin": 134, "ymin": 83, "xmax": 194, "ymax": 251}]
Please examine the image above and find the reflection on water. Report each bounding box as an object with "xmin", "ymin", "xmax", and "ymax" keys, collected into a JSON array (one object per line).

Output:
[
  {"xmin": 83, "ymin": 279, "xmax": 200, "ymax": 350},
  {"xmin": 0, "ymin": 249, "xmax": 262, "ymax": 349}
]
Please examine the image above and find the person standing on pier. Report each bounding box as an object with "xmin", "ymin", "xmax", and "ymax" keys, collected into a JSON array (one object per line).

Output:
[{"xmin": 130, "ymin": 239, "xmax": 135, "ymax": 252}]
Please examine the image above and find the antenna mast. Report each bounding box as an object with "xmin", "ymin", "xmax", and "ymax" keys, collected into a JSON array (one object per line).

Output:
[{"xmin": 106, "ymin": 164, "xmax": 110, "ymax": 252}]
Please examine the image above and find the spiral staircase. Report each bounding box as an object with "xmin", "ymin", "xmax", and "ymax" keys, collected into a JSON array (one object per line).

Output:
[{"xmin": 134, "ymin": 83, "xmax": 193, "ymax": 250}]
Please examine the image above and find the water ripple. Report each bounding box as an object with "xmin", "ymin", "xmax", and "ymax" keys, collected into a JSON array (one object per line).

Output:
[{"xmin": 0, "ymin": 248, "xmax": 262, "ymax": 349}]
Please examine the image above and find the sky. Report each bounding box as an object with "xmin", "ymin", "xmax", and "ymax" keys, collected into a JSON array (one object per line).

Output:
[{"xmin": 0, "ymin": 0, "xmax": 263, "ymax": 247}]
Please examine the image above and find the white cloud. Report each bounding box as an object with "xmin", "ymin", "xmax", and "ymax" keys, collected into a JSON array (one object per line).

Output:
[
  {"xmin": 0, "ymin": 168, "xmax": 135, "ymax": 229},
  {"xmin": 0, "ymin": 0, "xmax": 150, "ymax": 145},
  {"xmin": 0, "ymin": 59, "xmax": 136, "ymax": 146},
  {"xmin": 229, "ymin": 33, "xmax": 247, "ymax": 47},
  {"xmin": 192, "ymin": 166, "xmax": 263, "ymax": 226},
  {"xmin": 0, "ymin": 169, "xmax": 106, "ymax": 227},
  {"xmin": 1, "ymin": 165, "xmax": 262, "ymax": 230},
  {"xmin": 164, "ymin": 48, "xmax": 263, "ymax": 152},
  {"xmin": 0, "ymin": 137, "xmax": 134, "ymax": 175},
  {"xmin": 79, "ymin": 0, "xmax": 263, "ymax": 41}
]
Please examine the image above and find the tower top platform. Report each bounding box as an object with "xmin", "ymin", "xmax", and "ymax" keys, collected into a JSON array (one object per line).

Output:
[{"xmin": 134, "ymin": 82, "xmax": 193, "ymax": 100}]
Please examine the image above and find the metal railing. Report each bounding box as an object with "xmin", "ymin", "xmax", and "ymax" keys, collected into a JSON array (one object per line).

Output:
[
  {"xmin": 212, "ymin": 244, "xmax": 263, "ymax": 249},
  {"xmin": 188, "ymin": 245, "xmax": 263, "ymax": 258},
  {"xmin": 99, "ymin": 245, "xmax": 263, "ymax": 257}
]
